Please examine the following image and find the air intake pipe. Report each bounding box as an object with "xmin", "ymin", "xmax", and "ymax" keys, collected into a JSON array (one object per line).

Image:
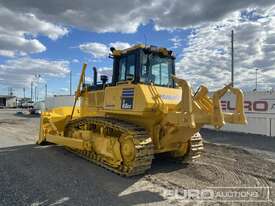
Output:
[{"xmin": 93, "ymin": 67, "xmax": 97, "ymax": 86}]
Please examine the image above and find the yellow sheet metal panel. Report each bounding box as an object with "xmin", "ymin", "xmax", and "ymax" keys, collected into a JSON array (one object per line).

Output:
[
  {"xmin": 140, "ymin": 84, "xmax": 181, "ymax": 108},
  {"xmin": 103, "ymin": 83, "xmax": 182, "ymax": 114},
  {"xmin": 86, "ymin": 91, "xmax": 104, "ymax": 108},
  {"xmin": 104, "ymin": 84, "xmax": 137, "ymax": 111}
]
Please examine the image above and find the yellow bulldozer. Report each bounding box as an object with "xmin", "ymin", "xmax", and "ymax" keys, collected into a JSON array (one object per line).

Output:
[{"xmin": 37, "ymin": 44, "xmax": 247, "ymax": 176}]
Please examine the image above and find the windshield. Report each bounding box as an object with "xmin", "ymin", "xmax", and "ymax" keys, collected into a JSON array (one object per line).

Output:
[{"xmin": 140, "ymin": 53, "xmax": 174, "ymax": 87}]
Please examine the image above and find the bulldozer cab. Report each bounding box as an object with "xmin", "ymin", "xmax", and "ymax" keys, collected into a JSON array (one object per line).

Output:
[{"xmin": 111, "ymin": 44, "xmax": 176, "ymax": 88}]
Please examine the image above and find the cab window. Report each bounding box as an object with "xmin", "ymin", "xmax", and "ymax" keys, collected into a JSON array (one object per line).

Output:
[
  {"xmin": 127, "ymin": 54, "xmax": 135, "ymax": 77},
  {"xmin": 140, "ymin": 53, "xmax": 173, "ymax": 87},
  {"xmin": 118, "ymin": 57, "xmax": 126, "ymax": 81},
  {"xmin": 118, "ymin": 54, "xmax": 136, "ymax": 81}
]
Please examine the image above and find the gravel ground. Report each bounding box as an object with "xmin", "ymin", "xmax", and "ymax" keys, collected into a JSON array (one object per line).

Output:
[{"xmin": 0, "ymin": 109, "xmax": 274, "ymax": 205}]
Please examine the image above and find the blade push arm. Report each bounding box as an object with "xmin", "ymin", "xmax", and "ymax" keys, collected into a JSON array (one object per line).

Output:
[{"xmin": 172, "ymin": 76, "xmax": 247, "ymax": 129}]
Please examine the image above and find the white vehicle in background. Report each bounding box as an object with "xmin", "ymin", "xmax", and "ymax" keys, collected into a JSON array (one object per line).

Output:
[
  {"xmin": 29, "ymin": 101, "xmax": 45, "ymax": 114},
  {"xmin": 22, "ymin": 101, "xmax": 34, "ymax": 109}
]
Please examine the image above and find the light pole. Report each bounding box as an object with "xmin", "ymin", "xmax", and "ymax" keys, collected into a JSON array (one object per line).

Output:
[
  {"xmin": 34, "ymin": 86, "xmax": 37, "ymax": 102},
  {"xmin": 45, "ymin": 84, "xmax": 47, "ymax": 99},
  {"xmin": 31, "ymin": 81, "xmax": 33, "ymax": 101},
  {"xmin": 231, "ymin": 30, "xmax": 234, "ymax": 87},
  {"xmin": 23, "ymin": 88, "xmax": 25, "ymax": 99},
  {"xmin": 255, "ymin": 68, "xmax": 258, "ymax": 91},
  {"xmin": 70, "ymin": 70, "xmax": 72, "ymax": 96},
  {"xmin": 34, "ymin": 74, "xmax": 41, "ymax": 102}
]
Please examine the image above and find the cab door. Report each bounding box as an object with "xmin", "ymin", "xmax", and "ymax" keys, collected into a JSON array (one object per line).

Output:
[{"xmin": 116, "ymin": 52, "xmax": 138, "ymax": 84}]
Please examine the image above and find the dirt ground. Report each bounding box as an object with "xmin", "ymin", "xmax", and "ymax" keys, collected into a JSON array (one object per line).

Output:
[{"xmin": 0, "ymin": 109, "xmax": 274, "ymax": 206}]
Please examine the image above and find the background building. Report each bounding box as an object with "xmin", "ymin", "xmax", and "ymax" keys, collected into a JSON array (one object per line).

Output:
[{"xmin": 0, "ymin": 95, "xmax": 17, "ymax": 108}]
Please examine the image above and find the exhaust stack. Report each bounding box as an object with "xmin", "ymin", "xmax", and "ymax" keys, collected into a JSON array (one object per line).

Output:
[{"xmin": 93, "ymin": 67, "xmax": 97, "ymax": 86}]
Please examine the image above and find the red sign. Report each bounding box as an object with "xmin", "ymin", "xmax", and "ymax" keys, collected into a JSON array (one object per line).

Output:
[{"xmin": 221, "ymin": 100, "xmax": 275, "ymax": 113}]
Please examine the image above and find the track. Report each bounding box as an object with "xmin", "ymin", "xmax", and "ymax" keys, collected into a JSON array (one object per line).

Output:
[
  {"xmin": 64, "ymin": 117, "xmax": 154, "ymax": 176},
  {"xmin": 64, "ymin": 117, "xmax": 205, "ymax": 176},
  {"xmin": 182, "ymin": 132, "xmax": 204, "ymax": 162}
]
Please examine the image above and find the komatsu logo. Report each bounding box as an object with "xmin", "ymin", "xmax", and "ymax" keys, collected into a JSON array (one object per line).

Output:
[
  {"xmin": 122, "ymin": 88, "xmax": 134, "ymax": 97},
  {"xmin": 121, "ymin": 88, "xmax": 134, "ymax": 109}
]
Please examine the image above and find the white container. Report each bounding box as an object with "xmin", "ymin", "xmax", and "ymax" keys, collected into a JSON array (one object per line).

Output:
[
  {"xmin": 45, "ymin": 95, "xmax": 77, "ymax": 111},
  {"xmin": 205, "ymin": 91, "xmax": 275, "ymax": 137}
]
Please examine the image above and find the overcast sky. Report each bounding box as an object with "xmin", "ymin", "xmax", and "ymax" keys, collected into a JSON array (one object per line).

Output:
[{"xmin": 0, "ymin": 0, "xmax": 275, "ymax": 98}]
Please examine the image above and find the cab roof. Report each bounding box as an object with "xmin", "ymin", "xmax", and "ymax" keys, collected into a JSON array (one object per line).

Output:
[{"xmin": 111, "ymin": 44, "xmax": 175, "ymax": 58}]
